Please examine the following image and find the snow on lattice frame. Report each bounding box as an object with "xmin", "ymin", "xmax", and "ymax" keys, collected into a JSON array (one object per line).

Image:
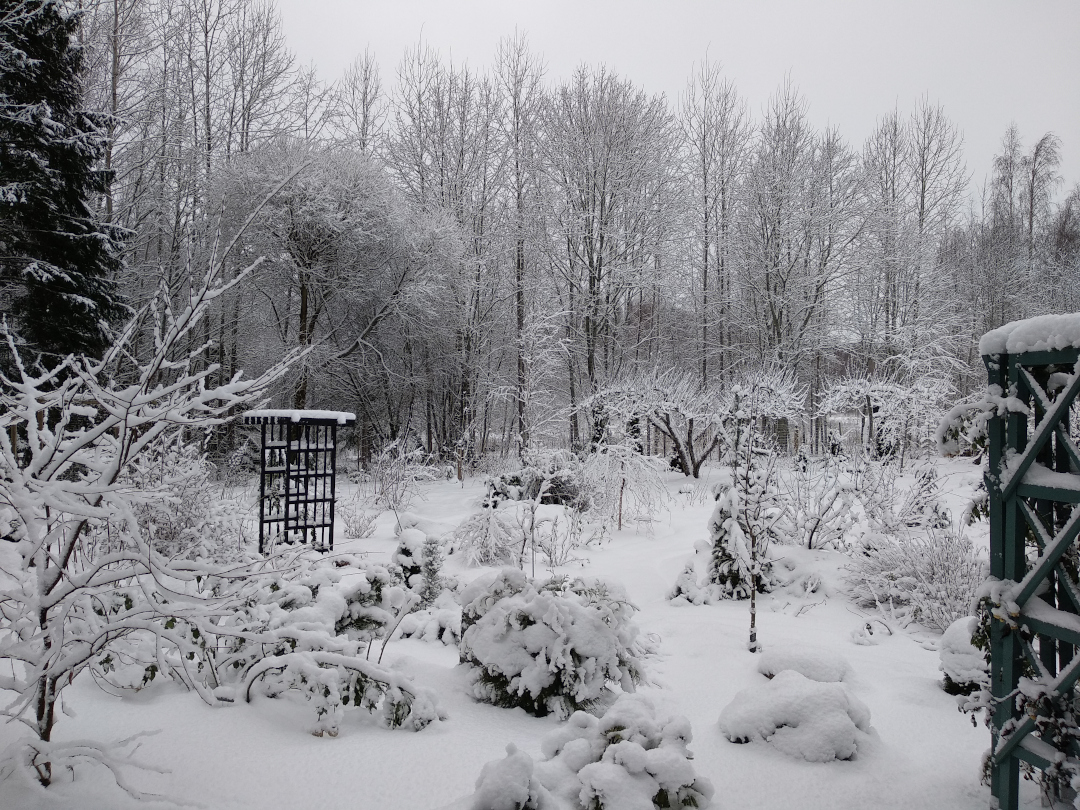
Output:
[
  {"xmin": 458, "ymin": 570, "xmax": 648, "ymax": 718},
  {"xmin": 463, "ymin": 693, "xmax": 714, "ymax": 810},
  {"xmin": 978, "ymin": 313, "xmax": 1080, "ymax": 356},
  {"xmin": 718, "ymin": 670, "xmax": 872, "ymax": 762}
]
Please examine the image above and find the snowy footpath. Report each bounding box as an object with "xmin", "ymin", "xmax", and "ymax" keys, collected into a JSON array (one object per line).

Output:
[{"xmin": 0, "ymin": 460, "xmax": 1019, "ymax": 809}]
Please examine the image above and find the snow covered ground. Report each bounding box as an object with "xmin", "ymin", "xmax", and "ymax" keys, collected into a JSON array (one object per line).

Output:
[{"xmin": 0, "ymin": 457, "xmax": 1023, "ymax": 809}]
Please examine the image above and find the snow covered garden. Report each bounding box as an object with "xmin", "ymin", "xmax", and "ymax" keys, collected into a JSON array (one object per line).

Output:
[
  {"xmin": 3, "ymin": 1, "xmax": 1080, "ymax": 807},
  {"xmin": 0, "ymin": 338, "xmax": 1005, "ymax": 809}
]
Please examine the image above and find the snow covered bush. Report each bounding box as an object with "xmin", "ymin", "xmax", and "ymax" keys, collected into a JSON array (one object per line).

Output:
[
  {"xmin": 399, "ymin": 591, "xmax": 463, "ymax": 645},
  {"xmin": 106, "ymin": 437, "xmax": 249, "ymax": 561},
  {"xmin": 719, "ymin": 670, "xmax": 872, "ymax": 762},
  {"xmin": 669, "ymin": 475, "xmax": 782, "ymax": 606},
  {"xmin": 92, "ymin": 551, "xmax": 443, "ymax": 737},
  {"xmin": 579, "ymin": 429, "xmax": 669, "ymax": 531},
  {"xmin": 464, "ymin": 693, "xmax": 714, "ymax": 810},
  {"xmin": 780, "ymin": 450, "xmax": 856, "ymax": 550},
  {"xmin": 0, "ymin": 223, "xmax": 301, "ymax": 788},
  {"xmin": 757, "ymin": 647, "xmax": 851, "ymax": 683},
  {"xmin": 846, "ymin": 528, "xmax": 987, "ymax": 631},
  {"xmin": 336, "ymin": 500, "xmax": 378, "ymax": 539},
  {"xmin": 453, "ymin": 503, "xmax": 524, "ymax": 567},
  {"xmin": 939, "ymin": 616, "xmax": 989, "ymax": 697},
  {"xmin": 458, "ymin": 569, "xmax": 647, "ymax": 718}
]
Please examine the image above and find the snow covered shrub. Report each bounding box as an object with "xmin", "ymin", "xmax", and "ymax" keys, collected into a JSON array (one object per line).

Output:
[
  {"xmin": 485, "ymin": 451, "xmax": 592, "ymax": 512},
  {"xmin": 336, "ymin": 499, "xmax": 378, "ymax": 539},
  {"xmin": 459, "ymin": 570, "xmax": 647, "ymax": 718},
  {"xmin": 453, "ymin": 503, "xmax": 524, "ymax": 567},
  {"xmin": 846, "ymin": 528, "xmax": 987, "ymax": 631},
  {"xmin": 103, "ymin": 552, "xmax": 442, "ymax": 737},
  {"xmin": 719, "ymin": 670, "xmax": 872, "ymax": 762},
  {"xmin": 939, "ymin": 616, "xmax": 989, "ymax": 697},
  {"xmin": 108, "ymin": 438, "xmax": 248, "ymax": 561},
  {"xmin": 670, "ymin": 482, "xmax": 783, "ymax": 606},
  {"xmin": 781, "ymin": 450, "xmax": 856, "ymax": 550},
  {"xmin": 580, "ymin": 430, "xmax": 668, "ymax": 531},
  {"xmin": 398, "ymin": 591, "xmax": 462, "ymax": 645},
  {"xmin": 393, "ymin": 527, "xmax": 427, "ymax": 585},
  {"xmin": 465, "ymin": 693, "xmax": 714, "ymax": 810},
  {"xmin": 757, "ymin": 647, "xmax": 851, "ymax": 683}
]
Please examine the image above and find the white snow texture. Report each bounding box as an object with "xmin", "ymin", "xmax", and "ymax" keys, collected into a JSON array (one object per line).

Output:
[
  {"xmin": 719, "ymin": 669, "xmax": 872, "ymax": 762},
  {"xmin": 979, "ymin": 313, "xmax": 1080, "ymax": 356},
  {"xmin": 465, "ymin": 693, "xmax": 714, "ymax": 810},
  {"xmin": 757, "ymin": 647, "xmax": 851, "ymax": 683}
]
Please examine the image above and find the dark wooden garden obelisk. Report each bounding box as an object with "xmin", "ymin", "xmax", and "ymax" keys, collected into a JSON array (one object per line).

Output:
[{"xmin": 243, "ymin": 410, "xmax": 356, "ymax": 554}]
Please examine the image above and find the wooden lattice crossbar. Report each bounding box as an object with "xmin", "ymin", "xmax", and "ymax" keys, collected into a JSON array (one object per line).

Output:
[
  {"xmin": 242, "ymin": 410, "xmax": 356, "ymax": 554},
  {"xmin": 985, "ymin": 342, "xmax": 1080, "ymax": 809}
]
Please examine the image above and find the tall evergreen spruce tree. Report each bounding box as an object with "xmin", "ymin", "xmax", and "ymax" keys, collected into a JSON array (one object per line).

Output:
[{"xmin": 0, "ymin": 0, "xmax": 124, "ymax": 362}]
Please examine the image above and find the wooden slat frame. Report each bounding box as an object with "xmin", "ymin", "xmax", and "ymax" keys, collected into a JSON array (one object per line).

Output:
[{"xmin": 986, "ymin": 349, "xmax": 1080, "ymax": 809}]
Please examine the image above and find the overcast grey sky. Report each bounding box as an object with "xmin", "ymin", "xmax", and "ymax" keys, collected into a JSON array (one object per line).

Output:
[{"xmin": 276, "ymin": 0, "xmax": 1080, "ymax": 200}]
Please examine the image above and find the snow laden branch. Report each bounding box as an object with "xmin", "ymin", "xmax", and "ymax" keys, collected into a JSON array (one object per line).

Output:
[{"xmin": 0, "ymin": 205, "xmax": 306, "ymax": 786}]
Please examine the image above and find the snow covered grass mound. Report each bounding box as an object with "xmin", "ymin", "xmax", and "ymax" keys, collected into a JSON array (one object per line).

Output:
[
  {"xmin": 939, "ymin": 616, "xmax": 989, "ymax": 696},
  {"xmin": 459, "ymin": 569, "xmax": 647, "ymax": 718},
  {"xmin": 757, "ymin": 647, "xmax": 851, "ymax": 683},
  {"xmin": 463, "ymin": 693, "xmax": 714, "ymax": 810},
  {"xmin": 719, "ymin": 670, "xmax": 872, "ymax": 762}
]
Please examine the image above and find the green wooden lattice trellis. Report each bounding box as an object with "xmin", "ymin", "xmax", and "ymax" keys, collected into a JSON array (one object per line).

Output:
[{"xmin": 986, "ymin": 343, "xmax": 1080, "ymax": 809}]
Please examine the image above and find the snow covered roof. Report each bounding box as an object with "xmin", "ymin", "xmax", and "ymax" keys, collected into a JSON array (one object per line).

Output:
[
  {"xmin": 979, "ymin": 313, "xmax": 1080, "ymax": 356},
  {"xmin": 243, "ymin": 409, "xmax": 356, "ymax": 425}
]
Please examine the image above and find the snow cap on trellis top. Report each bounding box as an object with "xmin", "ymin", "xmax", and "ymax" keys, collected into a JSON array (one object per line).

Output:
[
  {"xmin": 244, "ymin": 409, "xmax": 356, "ymax": 424},
  {"xmin": 979, "ymin": 313, "xmax": 1080, "ymax": 356}
]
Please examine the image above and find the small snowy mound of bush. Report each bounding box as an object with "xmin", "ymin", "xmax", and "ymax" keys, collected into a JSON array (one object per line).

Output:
[
  {"xmin": 465, "ymin": 694, "xmax": 714, "ymax": 810},
  {"xmin": 399, "ymin": 591, "xmax": 463, "ymax": 645},
  {"xmin": 939, "ymin": 616, "xmax": 989, "ymax": 696},
  {"xmin": 757, "ymin": 647, "xmax": 851, "ymax": 683},
  {"xmin": 459, "ymin": 569, "xmax": 647, "ymax": 718},
  {"xmin": 719, "ymin": 670, "xmax": 872, "ymax": 762}
]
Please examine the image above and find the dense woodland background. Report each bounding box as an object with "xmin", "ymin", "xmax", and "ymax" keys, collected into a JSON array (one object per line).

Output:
[{"xmin": 14, "ymin": 0, "xmax": 1080, "ymax": 462}]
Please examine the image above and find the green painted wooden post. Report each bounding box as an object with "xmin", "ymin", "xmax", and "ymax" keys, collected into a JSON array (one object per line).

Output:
[{"xmin": 985, "ymin": 344, "xmax": 1080, "ymax": 809}]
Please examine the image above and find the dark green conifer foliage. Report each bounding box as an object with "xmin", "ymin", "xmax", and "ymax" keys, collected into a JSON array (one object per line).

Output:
[{"xmin": 0, "ymin": 0, "xmax": 125, "ymax": 361}]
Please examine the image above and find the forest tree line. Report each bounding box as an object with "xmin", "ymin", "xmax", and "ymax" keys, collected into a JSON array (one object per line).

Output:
[{"xmin": 11, "ymin": 0, "xmax": 1080, "ymax": 461}]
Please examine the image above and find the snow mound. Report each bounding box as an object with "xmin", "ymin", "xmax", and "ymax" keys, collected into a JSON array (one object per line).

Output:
[
  {"xmin": 460, "ymin": 572, "xmax": 646, "ymax": 718},
  {"xmin": 979, "ymin": 313, "xmax": 1080, "ymax": 356},
  {"xmin": 719, "ymin": 669, "xmax": 872, "ymax": 762},
  {"xmin": 757, "ymin": 647, "xmax": 851, "ymax": 683},
  {"xmin": 399, "ymin": 591, "xmax": 462, "ymax": 644},
  {"xmin": 464, "ymin": 694, "xmax": 714, "ymax": 810},
  {"xmin": 939, "ymin": 616, "xmax": 988, "ymax": 695}
]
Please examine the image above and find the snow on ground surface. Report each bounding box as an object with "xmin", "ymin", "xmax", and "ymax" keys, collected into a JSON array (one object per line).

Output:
[{"xmin": 0, "ymin": 457, "xmax": 1020, "ymax": 809}]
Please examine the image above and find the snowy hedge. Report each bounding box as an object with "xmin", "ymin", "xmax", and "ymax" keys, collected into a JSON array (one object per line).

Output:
[
  {"xmin": 459, "ymin": 569, "xmax": 647, "ymax": 718},
  {"xmin": 464, "ymin": 693, "xmax": 714, "ymax": 810}
]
